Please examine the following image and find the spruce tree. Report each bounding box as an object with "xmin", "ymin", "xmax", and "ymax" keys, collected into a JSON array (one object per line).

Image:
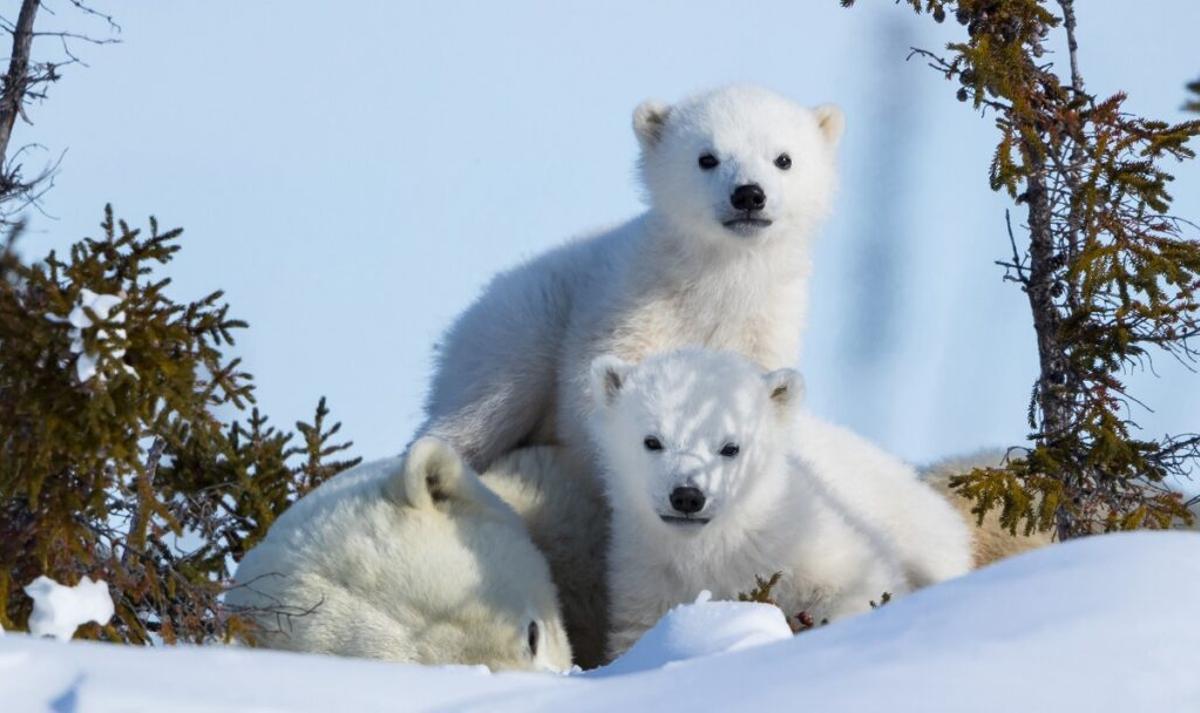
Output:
[
  {"xmin": 841, "ymin": 1, "xmax": 1200, "ymax": 538},
  {"xmin": 0, "ymin": 208, "xmax": 360, "ymax": 642}
]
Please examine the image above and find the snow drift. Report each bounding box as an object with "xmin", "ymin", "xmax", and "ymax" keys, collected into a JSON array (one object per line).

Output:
[{"xmin": 1, "ymin": 531, "xmax": 1197, "ymax": 712}]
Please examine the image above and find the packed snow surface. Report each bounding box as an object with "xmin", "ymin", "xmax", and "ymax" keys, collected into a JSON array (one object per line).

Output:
[
  {"xmin": 1, "ymin": 532, "xmax": 1198, "ymax": 712},
  {"xmin": 595, "ymin": 590, "xmax": 793, "ymax": 677},
  {"xmin": 21, "ymin": 576, "xmax": 114, "ymax": 643}
]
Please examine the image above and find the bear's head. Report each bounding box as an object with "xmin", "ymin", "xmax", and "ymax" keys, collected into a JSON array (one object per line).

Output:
[
  {"xmin": 229, "ymin": 437, "xmax": 574, "ymax": 672},
  {"xmin": 383, "ymin": 437, "xmax": 575, "ymax": 671},
  {"xmin": 633, "ymin": 85, "xmax": 844, "ymax": 249},
  {"xmin": 588, "ymin": 349, "xmax": 801, "ymax": 537}
]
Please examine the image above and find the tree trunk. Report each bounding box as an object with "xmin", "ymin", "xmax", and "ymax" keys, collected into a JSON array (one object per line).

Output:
[
  {"xmin": 0, "ymin": 0, "xmax": 39, "ymax": 166},
  {"xmin": 1023, "ymin": 168, "xmax": 1076, "ymax": 541}
]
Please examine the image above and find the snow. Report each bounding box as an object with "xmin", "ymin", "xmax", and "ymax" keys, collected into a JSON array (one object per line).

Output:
[
  {"xmin": 1, "ymin": 532, "xmax": 1198, "ymax": 712},
  {"xmin": 62, "ymin": 288, "xmax": 129, "ymax": 384},
  {"xmin": 22, "ymin": 577, "xmax": 115, "ymax": 642},
  {"xmin": 594, "ymin": 590, "xmax": 793, "ymax": 678}
]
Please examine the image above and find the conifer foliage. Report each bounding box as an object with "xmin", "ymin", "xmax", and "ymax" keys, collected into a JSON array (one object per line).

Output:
[
  {"xmin": 0, "ymin": 207, "xmax": 360, "ymax": 642},
  {"xmin": 842, "ymin": 0, "xmax": 1200, "ymax": 538}
]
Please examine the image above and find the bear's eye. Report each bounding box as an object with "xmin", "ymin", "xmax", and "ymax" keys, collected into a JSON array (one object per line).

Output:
[
  {"xmin": 719, "ymin": 443, "xmax": 740, "ymax": 458},
  {"xmin": 698, "ymin": 153, "xmax": 719, "ymax": 170},
  {"xmin": 644, "ymin": 436, "xmax": 664, "ymax": 452},
  {"xmin": 527, "ymin": 620, "xmax": 539, "ymax": 657},
  {"xmin": 774, "ymin": 153, "xmax": 792, "ymax": 170}
]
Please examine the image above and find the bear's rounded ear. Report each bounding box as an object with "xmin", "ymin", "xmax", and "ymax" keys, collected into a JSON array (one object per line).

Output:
[
  {"xmin": 391, "ymin": 436, "xmax": 478, "ymax": 509},
  {"xmin": 590, "ymin": 354, "xmax": 633, "ymax": 408},
  {"xmin": 633, "ymin": 100, "xmax": 671, "ymax": 150},
  {"xmin": 763, "ymin": 368, "xmax": 804, "ymax": 415},
  {"xmin": 813, "ymin": 104, "xmax": 845, "ymax": 148}
]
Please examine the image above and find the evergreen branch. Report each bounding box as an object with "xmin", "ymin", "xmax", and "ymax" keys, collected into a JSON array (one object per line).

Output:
[{"xmin": 2, "ymin": 208, "xmax": 358, "ymax": 642}]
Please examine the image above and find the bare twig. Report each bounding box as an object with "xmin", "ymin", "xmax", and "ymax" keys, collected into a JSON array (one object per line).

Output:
[
  {"xmin": 0, "ymin": 0, "xmax": 118, "ymax": 227},
  {"xmin": 63, "ymin": 0, "xmax": 121, "ymax": 34}
]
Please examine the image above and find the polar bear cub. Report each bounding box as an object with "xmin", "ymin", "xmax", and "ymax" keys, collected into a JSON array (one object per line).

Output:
[
  {"xmin": 588, "ymin": 349, "xmax": 971, "ymax": 658},
  {"xmin": 225, "ymin": 437, "xmax": 572, "ymax": 672},
  {"xmin": 422, "ymin": 84, "xmax": 845, "ymax": 474},
  {"xmin": 921, "ymin": 450, "xmax": 1055, "ymax": 567},
  {"xmin": 421, "ymin": 86, "xmax": 844, "ymax": 667}
]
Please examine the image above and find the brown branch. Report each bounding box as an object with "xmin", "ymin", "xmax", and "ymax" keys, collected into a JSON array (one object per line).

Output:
[{"xmin": 126, "ymin": 437, "xmax": 166, "ymax": 554}]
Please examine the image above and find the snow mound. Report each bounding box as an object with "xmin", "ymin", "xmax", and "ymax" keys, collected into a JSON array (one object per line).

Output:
[
  {"xmin": 23, "ymin": 576, "xmax": 114, "ymax": 642},
  {"xmin": 1, "ymin": 532, "xmax": 1198, "ymax": 712},
  {"xmin": 593, "ymin": 590, "xmax": 793, "ymax": 677}
]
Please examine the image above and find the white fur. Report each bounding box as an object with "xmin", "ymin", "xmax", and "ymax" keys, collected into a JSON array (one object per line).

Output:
[
  {"xmin": 791, "ymin": 413, "xmax": 975, "ymax": 587},
  {"xmin": 422, "ymin": 84, "xmax": 844, "ymax": 473},
  {"xmin": 224, "ymin": 438, "xmax": 572, "ymax": 672},
  {"xmin": 588, "ymin": 349, "xmax": 971, "ymax": 659},
  {"xmin": 421, "ymin": 86, "xmax": 842, "ymax": 665},
  {"xmin": 481, "ymin": 446, "xmax": 610, "ymax": 669}
]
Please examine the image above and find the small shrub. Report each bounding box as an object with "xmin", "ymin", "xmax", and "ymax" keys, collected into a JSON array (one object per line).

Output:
[{"xmin": 0, "ymin": 207, "xmax": 359, "ymax": 643}]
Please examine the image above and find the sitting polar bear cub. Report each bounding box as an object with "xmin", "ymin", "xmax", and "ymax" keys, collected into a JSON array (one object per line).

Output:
[
  {"xmin": 422, "ymin": 84, "xmax": 845, "ymax": 477},
  {"xmin": 423, "ymin": 84, "xmax": 846, "ymax": 667},
  {"xmin": 588, "ymin": 349, "xmax": 972, "ymax": 658},
  {"xmin": 225, "ymin": 437, "xmax": 572, "ymax": 672}
]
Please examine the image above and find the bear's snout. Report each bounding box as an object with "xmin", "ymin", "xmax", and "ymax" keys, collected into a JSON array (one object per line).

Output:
[
  {"xmin": 669, "ymin": 486, "xmax": 706, "ymax": 515},
  {"xmin": 730, "ymin": 183, "xmax": 766, "ymax": 212}
]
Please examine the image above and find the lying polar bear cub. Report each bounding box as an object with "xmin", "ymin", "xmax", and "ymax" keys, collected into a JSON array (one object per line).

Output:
[
  {"xmin": 225, "ymin": 437, "xmax": 572, "ymax": 672},
  {"xmin": 588, "ymin": 348, "xmax": 972, "ymax": 658}
]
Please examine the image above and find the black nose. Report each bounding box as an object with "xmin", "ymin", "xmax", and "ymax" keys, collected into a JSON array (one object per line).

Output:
[
  {"xmin": 669, "ymin": 486, "xmax": 706, "ymax": 515},
  {"xmin": 730, "ymin": 184, "xmax": 766, "ymax": 212}
]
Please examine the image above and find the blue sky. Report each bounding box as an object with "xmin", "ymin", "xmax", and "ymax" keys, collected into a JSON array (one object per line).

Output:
[{"xmin": 13, "ymin": 1, "xmax": 1200, "ymax": 484}]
